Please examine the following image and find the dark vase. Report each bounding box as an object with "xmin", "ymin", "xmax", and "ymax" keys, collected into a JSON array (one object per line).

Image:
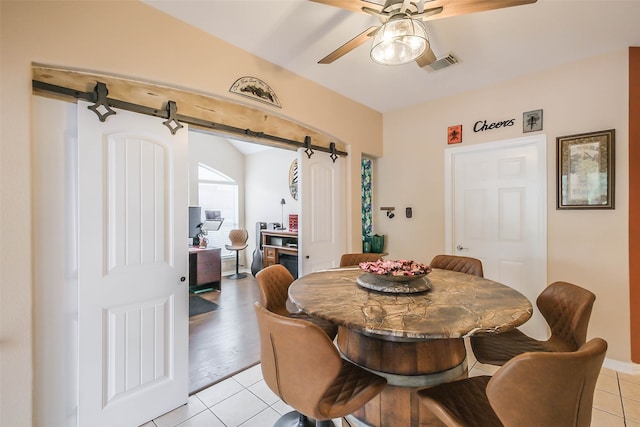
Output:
[{"xmin": 371, "ymin": 234, "xmax": 384, "ymax": 253}]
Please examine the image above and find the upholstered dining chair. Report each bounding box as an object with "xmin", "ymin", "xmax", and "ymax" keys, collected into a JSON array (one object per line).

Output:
[
  {"xmin": 429, "ymin": 254, "xmax": 484, "ymax": 277},
  {"xmin": 255, "ymin": 303, "xmax": 387, "ymax": 427},
  {"xmin": 255, "ymin": 264, "xmax": 338, "ymax": 339},
  {"xmin": 417, "ymin": 338, "xmax": 607, "ymax": 427},
  {"xmin": 225, "ymin": 229, "xmax": 249, "ymax": 279},
  {"xmin": 470, "ymin": 281, "xmax": 596, "ymax": 366},
  {"xmin": 339, "ymin": 252, "xmax": 384, "ymax": 267}
]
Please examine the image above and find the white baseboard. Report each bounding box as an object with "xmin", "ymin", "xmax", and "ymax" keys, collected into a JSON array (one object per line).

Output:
[{"xmin": 603, "ymin": 357, "xmax": 640, "ymax": 374}]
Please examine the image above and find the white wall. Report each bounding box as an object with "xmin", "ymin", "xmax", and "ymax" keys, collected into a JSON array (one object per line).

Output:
[
  {"xmin": 188, "ymin": 131, "xmax": 245, "ymax": 209},
  {"xmin": 377, "ymin": 49, "xmax": 631, "ymax": 364},
  {"xmin": 245, "ymin": 149, "xmax": 300, "ymax": 269}
]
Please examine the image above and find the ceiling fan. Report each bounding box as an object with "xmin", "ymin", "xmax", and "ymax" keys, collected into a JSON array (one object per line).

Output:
[{"xmin": 312, "ymin": 0, "xmax": 537, "ymax": 67}]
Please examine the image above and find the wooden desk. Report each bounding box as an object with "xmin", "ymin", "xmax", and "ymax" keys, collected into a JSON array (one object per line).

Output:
[
  {"xmin": 289, "ymin": 268, "xmax": 532, "ymax": 427},
  {"xmin": 261, "ymin": 230, "xmax": 298, "ymax": 277},
  {"xmin": 189, "ymin": 247, "xmax": 221, "ymax": 292}
]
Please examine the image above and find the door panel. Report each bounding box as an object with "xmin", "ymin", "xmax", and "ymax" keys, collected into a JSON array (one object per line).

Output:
[
  {"xmin": 447, "ymin": 136, "xmax": 547, "ymax": 339},
  {"xmin": 78, "ymin": 102, "xmax": 188, "ymax": 426},
  {"xmin": 299, "ymin": 150, "xmax": 346, "ymax": 275}
]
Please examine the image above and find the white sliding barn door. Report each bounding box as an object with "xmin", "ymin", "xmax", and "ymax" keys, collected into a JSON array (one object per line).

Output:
[
  {"xmin": 77, "ymin": 102, "xmax": 188, "ymax": 426},
  {"xmin": 298, "ymin": 149, "xmax": 346, "ymax": 275},
  {"xmin": 446, "ymin": 135, "xmax": 547, "ymax": 339}
]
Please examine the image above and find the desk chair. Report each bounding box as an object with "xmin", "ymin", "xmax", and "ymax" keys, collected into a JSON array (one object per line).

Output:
[
  {"xmin": 430, "ymin": 254, "xmax": 484, "ymax": 277},
  {"xmin": 225, "ymin": 229, "xmax": 248, "ymax": 279},
  {"xmin": 255, "ymin": 303, "xmax": 387, "ymax": 427},
  {"xmin": 339, "ymin": 252, "xmax": 384, "ymax": 267},
  {"xmin": 470, "ymin": 281, "xmax": 596, "ymax": 366},
  {"xmin": 418, "ymin": 338, "xmax": 607, "ymax": 427},
  {"xmin": 255, "ymin": 264, "xmax": 337, "ymax": 339}
]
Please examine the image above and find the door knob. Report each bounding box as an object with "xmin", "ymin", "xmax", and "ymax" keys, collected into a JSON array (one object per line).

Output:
[
  {"xmin": 456, "ymin": 245, "xmax": 467, "ymax": 251},
  {"xmin": 180, "ymin": 276, "xmax": 186, "ymax": 282}
]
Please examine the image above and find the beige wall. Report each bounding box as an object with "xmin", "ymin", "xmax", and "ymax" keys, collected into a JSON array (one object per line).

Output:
[
  {"xmin": 0, "ymin": 1, "xmax": 381, "ymax": 424},
  {"xmin": 377, "ymin": 49, "xmax": 630, "ymax": 362}
]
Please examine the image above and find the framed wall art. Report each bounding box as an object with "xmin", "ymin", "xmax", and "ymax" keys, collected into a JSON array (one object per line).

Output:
[
  {"xmin": 523, "ymin": 109, "xmax": 543, "ymax": 133},
  {"xmin": 448, "ymin": 125, "xmax": 462, "ymax": 144},
  {"xmin": 556, "ymin": 129, "xmax": 615, "ymax": 209}
]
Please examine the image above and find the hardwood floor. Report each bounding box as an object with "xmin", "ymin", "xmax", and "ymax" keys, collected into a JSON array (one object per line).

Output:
[{"xmin": 189, "ymin": 273, "xmax": 261, "ymax": 394}]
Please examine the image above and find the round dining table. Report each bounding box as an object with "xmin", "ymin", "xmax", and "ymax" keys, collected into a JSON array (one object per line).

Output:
[{"xmin": 288, "ymin": 267, "xmax": 533, "ymax": 427}]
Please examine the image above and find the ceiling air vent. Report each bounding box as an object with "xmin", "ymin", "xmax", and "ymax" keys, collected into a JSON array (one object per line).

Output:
[{"xmin": 423, "ymin": 53, "xmax": 460, "ymax": 72}]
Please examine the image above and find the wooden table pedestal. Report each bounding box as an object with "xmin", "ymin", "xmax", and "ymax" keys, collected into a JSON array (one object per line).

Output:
[{"xmin": 337, "ymin": 327, "xmax": 467, "ymax": 427}]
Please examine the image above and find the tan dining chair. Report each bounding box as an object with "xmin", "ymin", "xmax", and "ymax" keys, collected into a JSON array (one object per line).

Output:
[
  {"xmin": 418, "ymin": 338, "xmax": 607, "ymax": 427},
  {"xmin": 429, "ymin": 254, "xmax": 484, "ymax": 277},
  {"xmin": 255, "ymin": 264, "xmax": 338, "ymax": 339},
  {"xmin": 339, "ymin": 252, "xmax": 384, "ymax": 267},
  {"xmin": 470, "ymin": 281, "xmax": 596, "ymax": 366},
  {"xmin": 255, "ymin": 303, "xmax": 387, "ymax": 427},
  {"xmin": 225, "ymin": 229, "xmax": 249, "ymax": 279}
]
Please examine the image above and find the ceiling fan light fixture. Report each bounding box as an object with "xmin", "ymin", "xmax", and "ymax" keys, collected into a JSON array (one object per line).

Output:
[{"xmin": 370, "ymin": 17, "xmax": 428, "ymax": 65}]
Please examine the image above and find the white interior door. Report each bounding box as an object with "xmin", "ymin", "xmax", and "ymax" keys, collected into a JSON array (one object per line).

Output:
[
  {"xmin": 298, "ymin": 149, "xmax": 346, "ymax": 275},
  {"xmin": 445, "ymin": 135, "xmax": 548, "ymax": 339},
  {"xmin": 77, "ymin": 102, "xmax": 189, "ymax": 426}
]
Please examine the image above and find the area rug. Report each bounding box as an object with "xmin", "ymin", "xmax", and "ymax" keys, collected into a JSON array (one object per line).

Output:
[{"xmin": 189, "ymin": 295, "xmax": 219, "ymax": 317}]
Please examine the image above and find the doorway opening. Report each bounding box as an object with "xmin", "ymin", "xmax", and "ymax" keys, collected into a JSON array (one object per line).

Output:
[{"xmin": 187, "ymin": 131, "xmax": 298, "ymax": 393}]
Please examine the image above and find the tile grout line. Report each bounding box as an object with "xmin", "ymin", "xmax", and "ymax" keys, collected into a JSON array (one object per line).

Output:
[{"xmin": 616, "ymin": 372, "xmax": 628, "ymax": 427}]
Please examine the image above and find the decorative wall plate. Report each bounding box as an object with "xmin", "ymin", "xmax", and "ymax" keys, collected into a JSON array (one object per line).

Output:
[
  {"xmin": 289, "ymin": 159, "xmax": 299, "ymax": 200},
  {"xmin": 229, "ymin": 76, "xmax": 281, "ymax": 108}
]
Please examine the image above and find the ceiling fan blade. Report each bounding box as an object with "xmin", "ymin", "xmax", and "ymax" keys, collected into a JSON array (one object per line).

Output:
[
  {"xmin": 411, "ymin": 6, "xmax": 444, "ymax": 20},
  {"xmin": 415, "ymin": 46, "xmax": 437, "ymax": 67},
  {"xmin": 318, "ymin": 26, "xmax": 379, "ymax": 64},
  {"xmin": 417, "ymin": 0, "xmax": 537, "ymax": 21},
  {"xmin": 309, "ymin": 0, "xmax": 383, "ymax": 15}
]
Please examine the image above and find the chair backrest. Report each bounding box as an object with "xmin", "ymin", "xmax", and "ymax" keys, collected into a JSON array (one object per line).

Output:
[
  {"xmin": 537, "ymin": 281, "xmax": 596, "ymax": 350},
  {"xmin": 339, "ymin": 252, "xmax": 384, "ymax": 267},
  {"xmin": 487, "ymin": 338, "xmax": 607, "ymax": 427},
  {"xmin": 228, "ymin": 229, "xmax": 248, "ymax": 246},
  {"xmin": 254, "ymin": 302, "xmax": 347, "ymax": 419},
  {"xmin": 429, "ymin": 255, "xmax": 484, "ymax": 277},
  {"xmin": 255, "ymin": 264, "xmax": 294, "ymax": 316}
]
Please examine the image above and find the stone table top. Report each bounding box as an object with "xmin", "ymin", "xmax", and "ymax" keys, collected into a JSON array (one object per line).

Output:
[{"xmin": 289, "ymin": 267, "xmax": 533, "ymax": 341}]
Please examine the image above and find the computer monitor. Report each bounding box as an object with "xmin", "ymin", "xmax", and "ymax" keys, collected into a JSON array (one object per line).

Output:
[{"xmin": 188, "ymin": 206, "xmax": 202, "ymax": 238}]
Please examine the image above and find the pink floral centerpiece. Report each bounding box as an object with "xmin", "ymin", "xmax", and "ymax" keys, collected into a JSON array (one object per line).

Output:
[{"xmin": 359, "ymin": 259, "xmax": 431, "ymax": 282}]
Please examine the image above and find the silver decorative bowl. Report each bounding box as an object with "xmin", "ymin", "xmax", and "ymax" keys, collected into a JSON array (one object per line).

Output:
[{"xmin": 374, "ymin": 273, "xmax": 427, "ymax": 282}]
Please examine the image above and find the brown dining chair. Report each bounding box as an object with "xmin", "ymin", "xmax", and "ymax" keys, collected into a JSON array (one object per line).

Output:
[
  {"xmin": 225, "ymin": 229, "xmax": 249, "ymax": 279},
  {"xmin": 339, "ymin": 252, "xmax": 384, "ymax": 267},
  {"xmin": 470, "ymin": 281, "xmax": 596, "ymax": 366},
  {"xmin": 429, "ymin": 254, "xmax": 484, "ymax": 277},
  {"xmin": 255, "ymin": 303, "xmax": 387, "ymax": 427},
  {"xmin": 418, "ymin": 338, "xmax": 607, "ymax": 427},
  {"xmin": 255, "ymin": 264, "xmax": 338, "ymax": 339}
]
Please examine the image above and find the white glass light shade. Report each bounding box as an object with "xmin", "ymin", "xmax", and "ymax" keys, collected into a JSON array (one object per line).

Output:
[{"xmin": 370, "ymin": 17, "xmax": 428, "ymax": 65}]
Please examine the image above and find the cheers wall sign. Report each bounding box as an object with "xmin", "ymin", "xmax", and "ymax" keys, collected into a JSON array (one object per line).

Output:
[{"xmin": 473, "ymin": 118, "xmax": 515, "ymax": 133}]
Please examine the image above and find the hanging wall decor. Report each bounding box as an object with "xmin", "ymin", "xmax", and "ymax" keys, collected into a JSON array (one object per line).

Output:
[
  {"xmin": 229, "ymin": 76, "xmax": 281, "ymax": 108},
  {"xmin": 557, "ymin": 129, "xmax": 615, "ymax": 209},
  {"xmin": 448, "ymin": 125, "xmax": 462, "ymax": 144},
  {"xmin": 523, "ymin": 109, "xmax": 543, "ymax": 133},
  {"xmin": 289, "ymin": 159, "xmax": 299, "ymax": 200}
]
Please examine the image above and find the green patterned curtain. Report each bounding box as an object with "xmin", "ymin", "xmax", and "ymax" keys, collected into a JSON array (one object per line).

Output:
[{"xmin": 361, "ymin": 158, "xmax": 373, "ymax": 240}]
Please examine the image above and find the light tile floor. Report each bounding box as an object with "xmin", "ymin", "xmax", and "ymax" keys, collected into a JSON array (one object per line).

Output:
[{"xmin": 144, "ymin": 341, "xmax": 640, "ymax": 427}]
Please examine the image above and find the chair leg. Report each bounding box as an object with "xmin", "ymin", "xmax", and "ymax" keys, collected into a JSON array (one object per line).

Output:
[
  {"xmin": 274, "ymin": 411, "xmax": 315, "ymax": 427},
  {"xmin": 274, "ymin": 410, "xmax": 333, "ymax": 427},
  {"xmin": 227, "ymin": 249, "xmax": 247, "ymax": 280}
]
